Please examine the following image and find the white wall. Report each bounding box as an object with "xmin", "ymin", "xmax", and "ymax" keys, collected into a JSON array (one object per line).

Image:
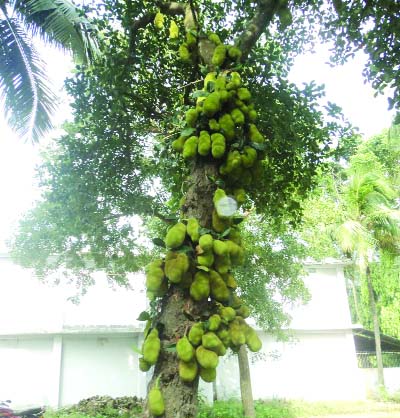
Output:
[
  {"xmin": 0, "ymin": 257, "xmax": 365, "ymax": 406},
  {"xmin": 360, "ymin": 368, "xmax": 400, "ymax": 395}
]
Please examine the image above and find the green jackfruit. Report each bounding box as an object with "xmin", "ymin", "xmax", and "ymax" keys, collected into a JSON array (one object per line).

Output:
[
  {"xmin": 218, "ymin": 113, "xmax": 235, "ymax": 141},
  {"xmin": 237, "ymin": 87, "xmax": 251, "ymax": 101},
  {"xmin": 188, "ymin": 323, "xmax": 204, "ymax": 346},
  {"xmin": 222, "ymin": 273, "xmax": 237, "ymax": 289},
  {"xmin": 179, "ymin": 43, "xmax": 191, "ymax": 62},
  {"xmin": 145, "ymin": 261, "xmax": 164, "ymax": 293},
  {"xmin": 233, "ymin": 188, "xmax": 246, "ymax": 205},
  {"xmin": 196, "ymin": 345, "xmax": 219, "ymax": 369},
  {"xmin": 149, "ymin": 387, "xmax": 165, "ymax": 416},
  {"xmin": 204, "ymin": 72, "xmax": 216, "ymax": 91},
  {"xmin": 226, "ymin": 240, "xmax": 241, "ymax": 257},
  {"xmin": 202, "ymin": 332, "xmax": 223, "ymax": 352},
  {"xmin": 226, "ymin": 72, "xmax": 241, "ymax": 90},
  {"xmin": 214, "ymin": 76, "xmax": 226, "ymax": 91},
  {"xmin": 139, "ymin": 357, "xmax": 151, "ymax": 372},
  {"xmin": 164, "ymin": 252, "xmax": 189, "ymax": 283},
  {"xmin": 154, "ymin": 12, "xmax": 164, "ymax": 30},
  {"xmin": 217, "ymin": 327, "xmax": 231, "ymax": 346},
  {"xmin": 231, "ymin": 108, "xmax": 245, "ymax": 125},
  {"xmin": 211, "ymin": 133, "xmax": 226, "ymax": 158},
  {"xmin": 172, "ymin": 136, "xmax": 186, "ymax": 152},
  {"xmin": 236, "ymin": 305, "xmax": 251, "ymax": 318},
  {"xmin": 199, "ymin": 234, "xmax": 213, "ymax": 251},
  {"xmin": 177, "ymin": 336, "xmax": 195, "ymax": 362},
  {"xmin": 246, "ymin": 327, "xmax": 262, "ymax": 352},
  {"xmin": 241, "ymin": 146, "xmax": 257, "ymax": 167},
  {"xmin": 230, "ymin": 245, "xmax": 245, "ymax": 266},
  {"xmin": 179, "ymin": 359, "xmax": 198, "ymax": 382},
  {"xmin": 228, "ymin": 46, "xmax": 242, "ymax": 61},
  {"xmin": 225, "ymin": 150, "xmax": 241, "ymax": 173},
  {"xmin": 210, "ymin": 270, "xmax": 230, "ymax": 301},
  {"xmin": 214, "ymin": 254, "xmax": 231, "ymax": 274},
  {"xmin": 185, "ymin": 108, "xmax": 198, "ymax": 127},
  {"xmin": 165, "ymin": 222, "xmax": 186, "ymax": 248},
  {"xmin": 143, "ymin": 329, "xmax": 160, "ymax": 365},
  {"xmin": 212, "ymin": 210, "xmax": 230, "ymax": 233},
  {"xmin": 229, "ymin": 320, "xmax": 246, "ymax": 346},
  {"xmin": 190, "ymin": 271, "xmax": 210, "ymax": 301},
  {"xmin": 248, "ymin": 109, "xmax": 257, "ymax": 122},
  {"xmin": 249, "ymin": 124, "xmax": 264, "ymax": 143},
  {"xmin": 203, "ymin": 92, "xmax": 221, "ymax": 117},
  {"xmin": 213, "ymin": 188, "xmax": 226, "ymax": 206},
  {"xmin": 208, "ymin": 33, "xmax": 221, "ymax": 45},
  {"xmin": 197, "ymin": 250, "xmax": 214, "ymax": 267},
  {"xmin": 220, "ymin": 306, "xmax": 236, "ymax": 322},
  {"xmin": 183, "ymin": 135, "xmax": 198, "ymax": 159},
  {"xmin": 200, "ymin": 367, "xmax": 216, "ymax": 382},
  {"xmin": 186, "ymin": 31, "xmax": 196, "ymax": 47},
  {"xmin": 187, "ymin": 218, "xmax": 200, "ymax": 242},
  {"xmin": 209, "ymin": 119, "xmax": 220, "ymax": 131},
  {"xmin": 211, "ymin": 44, "xmax": 227, "ymax": 66},
  {"xmin": 231, "ymin": 293, "xmax": 243, "ymax": 308},
  {"xmin": 169, "ymin": 20, "xmax": 179, "ymax": 39},
  {"xmin": 219, "ymin": 89, "xmax": 229, "ymax": 102},
  {"xmin": 208, "ymin": 314, "xmax": 221, "ymax": 331},
  {"xmin": 198, "ymin": 131, "xmax": 211, "ymax": 156},
  {"xmin": 213, "ymin": 240, "xmax": 228, "ymax": 256}
]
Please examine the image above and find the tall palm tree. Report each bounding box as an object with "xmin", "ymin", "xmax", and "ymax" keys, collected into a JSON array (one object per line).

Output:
[
  {"xmin": 335, "ymin": 151, "xmax": 400, "ymax": 390},
  {"xmin": 0, "ymin": 0, "xmax": 98, "ymax": 141}
]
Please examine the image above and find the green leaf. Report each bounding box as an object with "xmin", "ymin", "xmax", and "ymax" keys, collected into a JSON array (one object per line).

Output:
[
  {"xmin": 181, "ymin": 127, "xmax": 196, "ymax": 137},
  {"xmin": 196, "ymin": 265, "xmax": 209, "ymax": 271},
  {"xmin": 199, "ymin": 227, "xmax": 212, "ymax": 235},
  {"xmin": 137, "ymin": 311, "xmax": 151, "ymax": 321},
  {"xmin": 220, "ymin": 228, "xmax": 231, "ymax": 238},
  {"xmin": 250, "ymin": 142, "xmax": 268, "ymax": 151},
  {"xmin": 177, "ymin": 245, "xmax": 194, "ymax": 254},
  {"xmin": 152, "ymin": 238, "xmax": 166, "ymax": 248},
  {"xmin": 191, "ymin": 90, "xmax": 209, "ymax": 99},
  {"xmin": 164, "ymin": 344, "xmax": 177, "ymax": 353}
]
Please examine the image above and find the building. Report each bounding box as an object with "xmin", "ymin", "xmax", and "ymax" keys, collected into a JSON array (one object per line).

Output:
[{"xmin": 0, "ymin": 254, "xmax": 370, "ymax": 408}]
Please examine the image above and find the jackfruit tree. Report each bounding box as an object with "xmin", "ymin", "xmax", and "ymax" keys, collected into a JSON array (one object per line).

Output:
[{"xmin": 10, "ymin": 1, "xmax": 400, "ymax": 417}]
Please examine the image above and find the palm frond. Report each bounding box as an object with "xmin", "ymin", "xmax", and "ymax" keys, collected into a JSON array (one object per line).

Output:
[
  {"xmin": 0, "ymin": 13, "xmax": 57, "ymax": 141},
  {"xmin": 12, "ymin": 0, "xmax": 98, "ymax": 63}
]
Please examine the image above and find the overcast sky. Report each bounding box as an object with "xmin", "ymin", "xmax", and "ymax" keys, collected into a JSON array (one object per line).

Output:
[{"xmin": 0, "ymin": 43, "xmax": 395, "ymax": 252}]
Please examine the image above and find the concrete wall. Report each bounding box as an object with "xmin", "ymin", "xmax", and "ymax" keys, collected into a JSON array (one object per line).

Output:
[{"xmin": 360, "ymin": 368, "xmax": 400, "ymax": 396}]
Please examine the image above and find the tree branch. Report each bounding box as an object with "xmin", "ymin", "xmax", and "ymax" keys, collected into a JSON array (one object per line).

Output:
[
  {"xmin": 235, "ymin": 0, "xmax": 281, "ymax": 61},
  {"xmin": 127, "ymin": 2, "xmax": 186, "ymax": 63}
]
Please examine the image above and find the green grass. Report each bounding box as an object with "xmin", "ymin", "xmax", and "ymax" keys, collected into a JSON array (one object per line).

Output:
[{"xmin": 45, "ymin": 398, "xmax": 400, "ymax": 418}]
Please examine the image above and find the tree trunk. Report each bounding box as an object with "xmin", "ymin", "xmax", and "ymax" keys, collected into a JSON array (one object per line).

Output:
[
  {"xmin": 238, "ymin": 345, "xmax": 256, "ymax": 418},
  {"xmin": 366, "ymin": 266, "xmax": 385, "ymax": 390},
  {"xmin": 143, "ymin": 161, "xmax": 218, "ymax": 418}
]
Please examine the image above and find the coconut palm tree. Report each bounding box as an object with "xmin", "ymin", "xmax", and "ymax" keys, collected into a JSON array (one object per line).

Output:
[
  {"xmin": 335, "ymin": 151, "xmax": 400, "ymax": 390},
  {"xmin": 0, "ymin": 0, "xmax": 98, "ymax": 141}
]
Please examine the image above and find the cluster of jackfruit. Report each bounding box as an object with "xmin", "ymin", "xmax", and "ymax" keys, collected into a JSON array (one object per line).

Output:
[
  {"xmin": 141, "ymin": 203, "xmax": 262, "ymax": 385},
  {"xmin": 177, "ymin": 304, "xmax": 262, "ymax": 383},
  {"xmin": 172, "ymin": 42, "xmax": 267, "ymax": 191}
]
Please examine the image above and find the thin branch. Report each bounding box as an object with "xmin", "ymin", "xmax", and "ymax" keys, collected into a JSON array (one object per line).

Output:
[{"xmin": 235, "ymin": 0, "xmax": 281, "ymax": 61}]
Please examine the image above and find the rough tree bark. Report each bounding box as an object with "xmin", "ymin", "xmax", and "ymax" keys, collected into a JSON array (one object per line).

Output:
[
  {"xmin": 141, "ymin": 2, "xmax": 282, "ymax": 416},
  {"xmin": 238, "ymin": 345, "xmax": 256, "ymax": 418}
]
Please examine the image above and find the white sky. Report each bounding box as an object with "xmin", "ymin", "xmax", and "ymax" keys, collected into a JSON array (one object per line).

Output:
[{"xmin": 0, "ymin": 43, "xmax": 395, "ymax": 252}]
